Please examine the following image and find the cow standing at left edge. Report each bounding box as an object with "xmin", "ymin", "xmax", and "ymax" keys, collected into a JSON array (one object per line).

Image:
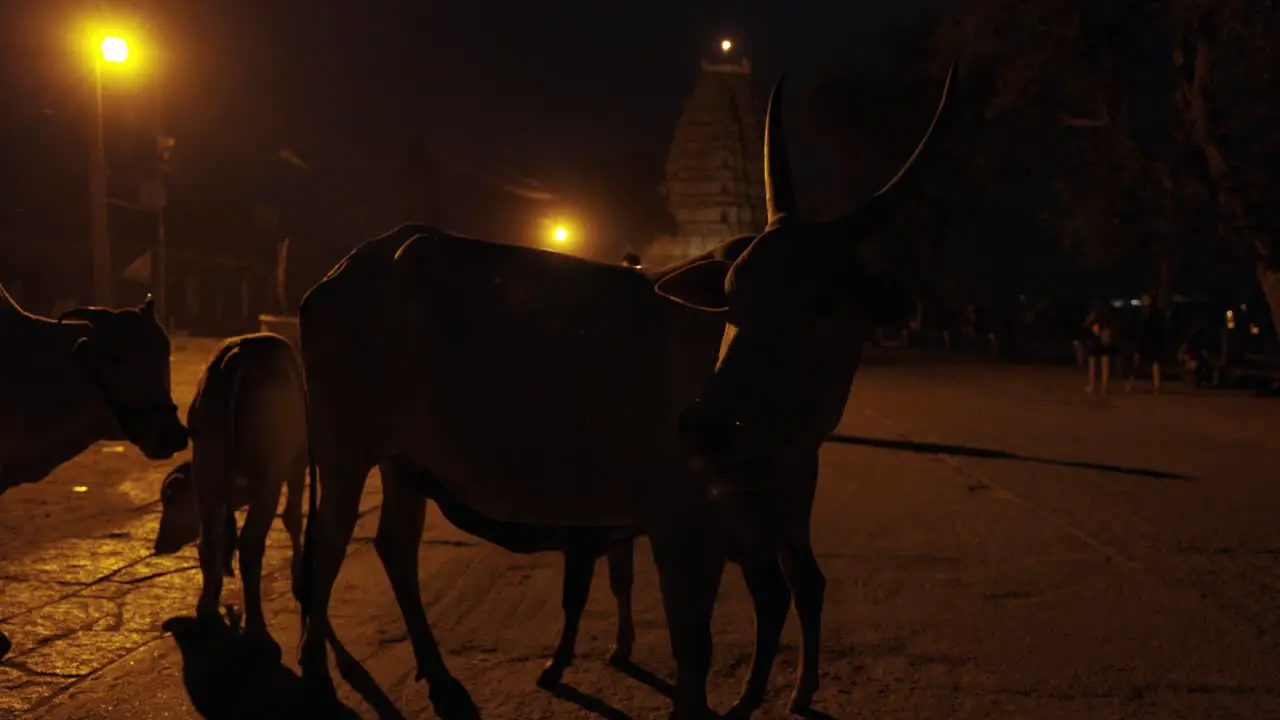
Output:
[{"xmin": 0, "ymin": 287, "xmax": 189, "ymax": 662}]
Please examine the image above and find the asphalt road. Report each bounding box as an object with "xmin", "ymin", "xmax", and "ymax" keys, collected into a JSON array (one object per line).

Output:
[{"xmin": 1, "ymin": 341, "xmax": 1278, "ymax": 719}]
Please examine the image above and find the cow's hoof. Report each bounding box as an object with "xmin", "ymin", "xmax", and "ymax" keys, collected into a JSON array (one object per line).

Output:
[
  {"xmin": 242, "ymin": 628, "xmax": 282, "ymax": 663},
  {"xmin": 787, "ymin": 690, "xmax": 815, "ymax": 715},
  {"xmin": 427, "ymin": 676, "xmax": 479, "ymax": 720},
  {"xmin": 302, "ymin": 668, "xmax": 339, "ymax": 706},
  {"xmin": 725, "ymin": 690, "xmax": 764, "ymax": 719},
  {"xmin": 607, "ymin": 644, "xmax": 632, "ymax": 667},
  {"xmin": 195, "ymin": 609, "xmax": 223, "ymax": 631},
  {"xmin": 536, "ymin": 661, "xmax": 565, "ymax": 689}
]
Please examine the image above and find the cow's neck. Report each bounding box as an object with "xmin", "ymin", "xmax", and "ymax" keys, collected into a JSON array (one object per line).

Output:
[{"xmin": 1, "ymin": 322, "xmax": 120, "ymax": 493}]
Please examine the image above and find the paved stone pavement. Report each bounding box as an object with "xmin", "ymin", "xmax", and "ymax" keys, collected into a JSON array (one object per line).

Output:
[{"xmin": 1, "ymin": 343, "xmax": 1278, "ymax": 719}]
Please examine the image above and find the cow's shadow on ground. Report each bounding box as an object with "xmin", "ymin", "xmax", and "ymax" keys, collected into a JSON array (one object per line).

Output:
[
  {"xmin": 542, "ymin": 658, "xmax": 674, "ymax": 719},
  {"xmin": 827, "ymin": 434, "xmax": 1193, "ymax": 481},
  {"xmin": 164, "ymin": 615, "xmax": 361, "ymax": 719}
]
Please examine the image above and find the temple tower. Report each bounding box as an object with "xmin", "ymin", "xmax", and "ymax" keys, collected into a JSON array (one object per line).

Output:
[{"xmin": 648, "ymin": 40, "xmax": 767, "ymax": 267}]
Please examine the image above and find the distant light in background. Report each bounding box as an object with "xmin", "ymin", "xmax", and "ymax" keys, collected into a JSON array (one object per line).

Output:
[
  {"xmin": 721, "ymin": 39, "xmax": 733, "ymax": 53},
  {"xmin": 553, "ymin": 226, "xmax": 568, "ymax": 243},
  {"xmin": 100, "ymin": 36, "xmax": 129, "ymax": 63}
]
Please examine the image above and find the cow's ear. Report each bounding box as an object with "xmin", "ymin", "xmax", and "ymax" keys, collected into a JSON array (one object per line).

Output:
[{"xmin": 654, "ymin": 259, "xmax": 730, "ymax": 312}]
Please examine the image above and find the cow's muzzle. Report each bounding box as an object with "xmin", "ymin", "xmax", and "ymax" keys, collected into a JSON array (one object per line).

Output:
[
  {"xmin": 678, "ymin": 399, "xmax": 750, "ymax": 468},
  {"xmin": 124, "ymin": 410, "xmax": 190, "ymax": 461}
]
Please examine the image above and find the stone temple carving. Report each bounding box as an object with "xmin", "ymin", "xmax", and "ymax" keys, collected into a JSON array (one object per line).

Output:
[{"xmin": 648, "ymin": 43, "xmax": 767, "ymax": 268}]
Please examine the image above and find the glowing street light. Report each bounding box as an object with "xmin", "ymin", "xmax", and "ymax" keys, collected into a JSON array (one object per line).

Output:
[
  {"xmin": 82, "ymin": 26, "xmax": 168, "ymax": 315},
  {"xmin": 87, "ymin": 32, "xmax": 137, "ymax": 305},
  {"xmin": 100, "ymin": 36, "xmax": 129, "ymax": 63},
  {"xmin": 720, "ymin": 39, "xmax": 733, "ymax": 53},
  {"xmin": 541, "ymin": 216, "xmax": 580, "ymax": 252}
]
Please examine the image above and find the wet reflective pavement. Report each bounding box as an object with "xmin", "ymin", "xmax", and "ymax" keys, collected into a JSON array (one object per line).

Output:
[{"xmin": 0, "ymin": 337, "xmax": 381, "ymax": 717}]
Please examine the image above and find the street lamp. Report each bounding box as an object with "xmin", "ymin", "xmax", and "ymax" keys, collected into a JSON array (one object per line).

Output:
[
  {"xmin": 541, "ymin": 217, "xmax": 577, "ymax": 251},
  {"xmin": 721, "ymin": 38, "xmax": 733, "ymax": 53},
  {"xmin": 101, "ymin": 36, "xmax": 129, "ymax": 63},
  {"xmin": 89, "ymin": 34, "xmax": 136, "ymax": 308},
  {"xmin": 86, "ymin": 30, "xmax": 169, "ymax": 323},
  {"xmin": 88, "ymin": 35, "xmax": 132, "ymax": 306}
]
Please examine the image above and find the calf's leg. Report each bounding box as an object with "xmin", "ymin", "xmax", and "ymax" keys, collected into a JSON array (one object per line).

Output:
[
  {"xmin": 606, "ymin": 539, "xmax": 636, "ymax": 665},
  {"xmin": 282, "ymin": 452, "xmax": 306, "ymax": 602},
  {"xmin": 374, "ymin": 464, "xmax": 477, "ymax": 718},
  {"xmin": 239, "ymin": 465, "xmax": 287, "ymax": 648},
  {"xmin": 537, "ymin": 542, "xmax": 597, "ymax": 688},
  {"xmin": 194, "ymin": 447, "xmax": 230, "ymax": 623}
]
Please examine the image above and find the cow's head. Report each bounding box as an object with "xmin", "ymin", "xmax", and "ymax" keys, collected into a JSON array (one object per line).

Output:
[
  {"xmin": 155, "ymin": 462, "xmax": 199, "ymax": 553},
  {"xmin": 60, "ymin": 295, "xmax": 189, "ymax": 460},
  {"xmin": 656, "ymin": 66, "xmax": 954, "ymax": 472}
]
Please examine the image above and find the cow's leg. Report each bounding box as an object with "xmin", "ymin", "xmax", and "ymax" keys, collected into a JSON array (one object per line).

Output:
[
  {"xmin": 781, "ymin": 544, "xmax": 825, "ymax": 713},
  {"xmin": 194, "ymin": 447, "xmax": 229, "ymax": 624},
  {"xmin": 374, "ymin": 465, "xmax": 477, "ymax": 718},
  {"xmin": 773, "ymin": 540, "xmax": 824, "ymax": 707},
  {"xmin": 606, "ymin": 539, "xmax": 636, "ymax": 666},
  {"xmin": 282, "ymin": 452, "xmax": 306, "ymax": 603},
  {"xmin": 725, "ymin": 557, "xmax": 791, "ymax": 719},
  {"xmin": 651, "ymin": 532, "xmax": 724, "ymax": 720},
  {"xmin": 299, "ymin": 457, "xmax": 369, "ymax": 698},
  {"xmin": 238, "ymin": 465, "xmax": 286, "ymax": 651},
  {"xmin": 537, "ymin": 542, "xmax": 597, "ymax": 688},
  {"xmin": 0, "ymin": 629, "xmax": 11, "ymax": 661},
  {"xmin": 777, "ymin": 459, "xmax": 825, "ymax": 714},
  {"xmin": 221, "ymin": 504, "xmax": 238, "ymax": 578}
]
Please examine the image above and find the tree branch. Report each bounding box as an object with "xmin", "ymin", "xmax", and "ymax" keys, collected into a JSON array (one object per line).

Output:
[{"xmin": 1179, "ymin": 9, "xmax": 1272, "ymax": 261}]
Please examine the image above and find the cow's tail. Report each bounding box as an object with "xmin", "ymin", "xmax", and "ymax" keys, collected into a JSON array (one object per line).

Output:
[{"xmin": 293, "ymin": 342, "xmax": 320, "ymax": 664}]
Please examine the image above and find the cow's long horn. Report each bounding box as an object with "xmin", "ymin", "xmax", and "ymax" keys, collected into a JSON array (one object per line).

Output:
[
  {"xmin": 764, "ymin": 76, "xmax": 796, "ymax": 225},
  {"xmin": 870, "ymin": 63, "xmax": 955, "ymax": 199}
]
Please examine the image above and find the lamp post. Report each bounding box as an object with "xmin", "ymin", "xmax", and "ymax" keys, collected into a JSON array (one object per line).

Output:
[
  {"xmin": 89, "ymin": 36, "xmax": 128, "ymax": 307},
  {"xmin": 153, "ymin": 69, "xmax": 171, "ymax": 329}
]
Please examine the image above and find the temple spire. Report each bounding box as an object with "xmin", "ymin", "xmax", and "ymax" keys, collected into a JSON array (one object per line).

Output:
[{"xmin": 649, "ymin": 39, "xmax": 766, "ymax": 267}]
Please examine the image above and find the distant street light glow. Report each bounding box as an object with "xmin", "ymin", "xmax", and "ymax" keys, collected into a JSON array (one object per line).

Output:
[
  {"xmin": 100, "ymin": 36, "xmax": 129, "ymax": 63},
  {"xmin": 721, "ymin": 39, "xmax": 733, "ymax": 53},
  {"xmin": 553, "ymin": 226, "xmax": 568, "ymax": 243}
]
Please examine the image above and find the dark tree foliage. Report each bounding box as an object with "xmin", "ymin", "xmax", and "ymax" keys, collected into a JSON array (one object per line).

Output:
[{"xmin": 810, "ymin": 0, "xmax": 1280, "ymax": 340}]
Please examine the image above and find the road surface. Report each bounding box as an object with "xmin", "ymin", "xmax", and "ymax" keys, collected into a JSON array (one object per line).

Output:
[{"xmin": 2, "ymin": 341, "xmax": 1278, "ymax": 719}]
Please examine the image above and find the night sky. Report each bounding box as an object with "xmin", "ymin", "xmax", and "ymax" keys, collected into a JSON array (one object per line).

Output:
[{"xmin": 3, "ymin": 0, "xmax": 939, "ymax": 257}]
